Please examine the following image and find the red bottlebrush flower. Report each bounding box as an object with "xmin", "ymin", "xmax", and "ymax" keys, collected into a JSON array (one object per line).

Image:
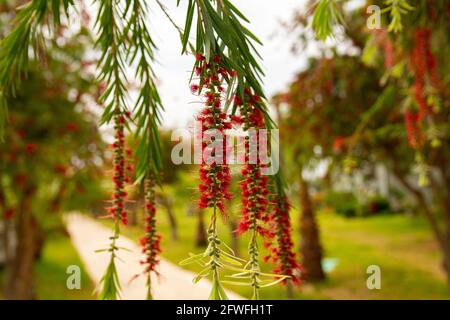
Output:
[
  {"xmin": 228, "ymin": 70, "xmax": 238, "ymax": 78},
  {"xmin": 25, "ymin": 143, "xmax": 38, "ymax": 154},
  {"xmin": 268, "ymin": 196, "xmax": 302, "ymax": 284},
  {"xmin": 413, "ymin": 79, "xmax": 429, "ymax": 119},
  {"xmin": 332, "ymin": 136, "xmax": 345, "ymax": 153},
  {"xmin": 413, "ymin": 29, "xmax": 426, "ymax": 79},
  {"xmin": 194, "ymin": 66, "xmax": 203, "ymax": 76},
  {"xmin": 404, "ymin": 110, "xmax": 424, "ymax": 149},
  {"xmin": 409, "ymin": 27, "xmax": 439, "ymax": 121},
  {"xmin": 190, "ymin": 84, "xmax": 200, "ymax": 94},
  {"xmin": 230, "ymin": 115, "xmax": 242, "ymax": 125},
  {"xmin": 421, "ymin": 28, "xmax": 440, "ymax": 88},
  {"xmin": 237, "ymin": 88, "xmax": 272, "ymax": 240},
  {"xmin": 195, "ymin": 53, "xmax": 205, "ymax": 61},
  {"xmin": 98, "ymin": 81, "xmax": 107, "ymax": 95},
  {"xmin": 233, "ymin": 95, "xmax": 243, "ymax": 106},
  {"xmin": 237, "ymin": 163, "xmax": 271, "ymax": 238},
  {"xmin": 4, "ymin": 208, "xmax": 15, "ymax": 220},
  {"xmin": 66, "ymin": 122, "xmax": 79, "ymax": 133},
  {"xmin": 192, "ymin": 53, "xmax": 233, "ymax": 215},
  {"xmin": 14, "ymin": 173, "xmax": 28, "ymax": 187},
  {"xmin": 107, "ymin": 112, "xmax": 129, "ymax": 225},
  {"xmin": 54, "ymin": 164, "xmax": 67, "ymax": 175},
  {"xmin": 16, "ymin": 129, "xmax": 26, "ymax": 139},
  {"xmin": 383, "ymin": 38, "xmax": 394, "ymax": 69}
]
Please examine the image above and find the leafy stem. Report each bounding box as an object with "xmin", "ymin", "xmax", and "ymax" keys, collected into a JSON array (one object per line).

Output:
[
  {"xmin": 0, "ymin": 0, "xmax": 74, "ymax": 139},
  {"xmin": 98, "ymin": 215, "xmax": 121, "ymax": 299},
  {"xmin": 181, "ymin": 205, "xmax": 245, "ymax": 300}
]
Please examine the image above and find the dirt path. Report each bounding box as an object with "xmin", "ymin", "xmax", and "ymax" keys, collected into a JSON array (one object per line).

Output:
[{"xmin": 66, "ymin": 214, "xmax": 243, "ymax": 300}]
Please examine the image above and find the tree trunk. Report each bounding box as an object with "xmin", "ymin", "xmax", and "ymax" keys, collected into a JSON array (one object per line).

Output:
[
  {"xmin": 158, "ymin": 194, "xmax": 178, "ymax": 241},
  {"xmin": 128, "ymin": 200, "xmax": 140, "ymax": 226},
  {"xmin": 4, "ymin": 189, "xmax": 39, "ymax": 300},
  {"xmin": 0, "ymin": 190, "xmax": 12, "ymax": 268},
  {"xmin": 299, "ymin": 173, "xmax": 325, "ymax": 282},
  {"xmin": 195, "ymin": 209, "xmax": 207, "ymax": 247}
]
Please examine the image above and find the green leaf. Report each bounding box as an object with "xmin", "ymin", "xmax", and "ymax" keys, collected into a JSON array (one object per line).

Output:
[
  {"xmin": 259, "ymin": 277, "xmax": 289, "ymax": 288},
  {"xmin": 222, "ymin": 280, "xmax": 252, "ymax": 286},
  {"xmin": 179, "ymin": 253, "xmax": 205, "ymax": 265},
  {"xmin": 182, "ymin": 0, "xmax": 195, "ymax": 53}
]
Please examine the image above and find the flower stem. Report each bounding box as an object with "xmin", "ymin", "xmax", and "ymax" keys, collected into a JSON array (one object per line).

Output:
[
  {"xmin": 208, "ymin": 205, "xmax": 228, "ymax": 300},
  {"xmin": 249, "ymin": 211, "xmax": 260, "ymax": 300}
]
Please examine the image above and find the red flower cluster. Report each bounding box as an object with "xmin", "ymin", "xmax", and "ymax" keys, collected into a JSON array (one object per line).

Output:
[
  {"xmin": 106, "ymin": 113, "xmax": 129, "ymax": 225},
  {"xmin": 25, "ymin": 143, "xmax": 38, "ymax": 155},
  {"xmin": 404, "ymin": 28, "xmax": 441, "ymax": 149},
  {"xmin": 193, "ymin": 53, "xmax": 233, "ymax": 214},
  {"xmin": 267, "ymin": 197, "xmax": 302, "ymax": 284},
  {"xmin": 383, "ymin": 38, "xmax": 394, "ymax": 69},
  {"xmin": 237, "ymin": 163, "xmax": 271, "ymax": 236},
  {"xmin": 413, "ymin": 79, "xmax": 428, "ymax": 120},
  {"xmin": 409, "ymin": 28, "xmax": 440, "ymax": 121},
  {"xmin": 416, "ymin": 28, "xmax": 439, "ymax": 87},
  {"xmin": 140, "ymin": 177, "xmax": 161, "ymax": 275},
  {"xmin": 332, "ymin": 136, "xmax": 345, "ymax": 154},
  {"xmin": 404, "ymin": 110, "xmax": 424, "ymax": 149},
  {"xmin": 4, "ymin": 208, "xmax": 15, "ymax": 220},
  {"xmin": 235, "ymin": 88, "xmax": 272, "ymax": 238}
]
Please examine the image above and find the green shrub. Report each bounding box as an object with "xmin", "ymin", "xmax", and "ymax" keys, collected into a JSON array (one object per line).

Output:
[{"xmin": 324, "ymin": 191, "xmax": 359, "ymax": 218}]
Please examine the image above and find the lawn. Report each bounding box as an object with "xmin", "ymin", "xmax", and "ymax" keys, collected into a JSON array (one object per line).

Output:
[
  {"xmin": 0, "ymin": 231, "xmax": 95, "ymax": 300},
  {"xmin": 115, "ymin": 201, "xmax": 450, "ymax": 300}
]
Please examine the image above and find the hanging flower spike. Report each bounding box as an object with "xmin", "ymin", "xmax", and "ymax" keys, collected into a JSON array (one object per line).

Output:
[
  {"xmin": 98, "ymin": 111, "xmax": 130, "ymax": 300},
  {"xmin": 234, "ymin": 88, "xmax": 279, "ymax": 299},
  {"xmin": 413, "ymin": 79, "xmax": 428, "ymax": 120},
  {"xmin": 237, "ymin": 95, "xmax": 270, "ymax": 235},
  {"xmin": 195, "ymin": 54, "xmax": 233, "ymax": 216},
  {"xmin": 108, "ymin": 113, "xmax": 128, "ymax": 225},
  {"xmin": 404, "ymin": 110, "xmax": 424, "ymax": 149},
  {"xmin": 410, "ymin": 27, "xmax": 441, "ymax": 121},
  {"xmin": 268, "ymin": 196, "xmax": 302, "ymax": 285},
  {"xmin": 383, "ymin": 38, "xmax": 394, "ymax": 69},
  {"xmin": 411, "ymin": 29, "xmax": 429, "ymax": 120},
  {"xmin": 180, "ymin": 54, "xmax": 244, "ymax": 301},
  {"xmin": 421, "ymin": 28, "xmax": 440, "ymax": 88},
  {"xmin": 140, "ymin": 175, "xmax": 161, "ymax": 300}
]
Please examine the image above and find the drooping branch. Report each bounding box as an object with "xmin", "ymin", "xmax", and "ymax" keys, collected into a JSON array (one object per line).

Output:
[
  {"xmin": 0, "ymin": 0, "xmax": 74, "ymax": 139},
  {"xmin": 95, "ymin": 0, "xmax": 131, "ymax": 300},
  {"xmin": 386, "ymin": 149, "xmax": 445, "ymax": 249}
]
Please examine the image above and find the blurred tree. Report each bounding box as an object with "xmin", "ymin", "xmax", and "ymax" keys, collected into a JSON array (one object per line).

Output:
[
  {"xmin": 0, "ymin": 5, "xmax": 105, "ymax": 299},
  {"xmin": 274, "ymin": 55, "xmax": 381, "ymax": 281},
  {"xmin": 284, "ymin": 0, "xmax": 450, "ymax": 286}
]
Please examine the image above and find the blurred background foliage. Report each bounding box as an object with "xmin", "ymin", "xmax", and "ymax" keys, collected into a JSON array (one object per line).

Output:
[{"xmin": 0, "ymin": 1, "xmax": 106, "ymax": 299}]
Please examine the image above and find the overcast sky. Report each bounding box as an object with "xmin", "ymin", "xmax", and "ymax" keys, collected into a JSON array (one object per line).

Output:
[{"xmin": 147, "ymin": 0, "xmax": 309, "ymax": 129}]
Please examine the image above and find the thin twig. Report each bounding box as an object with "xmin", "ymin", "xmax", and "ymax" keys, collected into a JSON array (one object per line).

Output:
[{"xmin": 155, "ymin": 0, "xmax": 183, "ymax": 34}]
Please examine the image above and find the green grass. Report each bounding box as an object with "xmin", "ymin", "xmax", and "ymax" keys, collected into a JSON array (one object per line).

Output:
[
  {"xmin": 0, "ymin": 232, "xmax": 96, "ymax": 300},
  {"xmin": 113, "ymin": 202, "xmax": 450, "ymax": 300}
]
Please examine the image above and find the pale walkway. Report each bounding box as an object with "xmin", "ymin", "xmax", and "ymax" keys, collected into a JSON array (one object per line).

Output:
[{"xmin": 65, "ymin": 214, "xmax": 243, "ymax": 300}]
